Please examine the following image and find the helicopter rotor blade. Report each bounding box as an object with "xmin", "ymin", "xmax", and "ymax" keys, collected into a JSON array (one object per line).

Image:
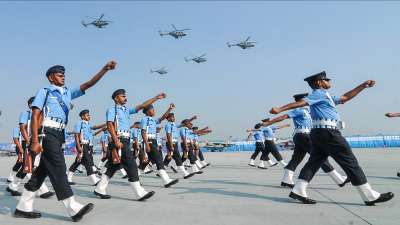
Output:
[
  {"xmin": 171, "ymin": 24, "xmax": 177, "ymax": 30},
  {"xmin": 245, "ymin": 36, "xmax": 251, "ymax": 42},
  {"xmin": 99, "ymin": 13, "xmax": 104, "ymax": 20},
  {"xmin": 199, "ymin": 53, "xmax": 206, "ymax": 58}
]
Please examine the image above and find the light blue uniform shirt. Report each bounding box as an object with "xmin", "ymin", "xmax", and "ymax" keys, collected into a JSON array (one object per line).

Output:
[
  {"xmin": 304, "ymin": 89, "xmax": 341, "ymax": 121},
  {"xmin": 287, "ymin": 107, "xmax": 312, "ymax": 129},
  {"xmin": 140, "ymin": 116, "xmax": 160, "ymax": 136},
  {"xmin": 101, "ymin": 131, "xmax": 109, "ymax": 144},
  {"xmin": 73, "ymin": 120, "xmax": 93, "ymax": 143},
  {"xmin": 13, "ymin": 126, "xmax": 21, "ymax": 139},
  {"xmin": 180, "ymin": 127, "xmax": 191, "ymax": 141},
  {"xmin": 130, "ymin": 128, "xmax": 143, "ymax": 142},
  {"xmin": 32, "ymin": 85, "xmax": 85, "ymax": 124},
  {"xmin": 19, "ymin": 110, "xmax": 32, "ymax": 125},
  {"xmin": 165, "ymin": 122, "xmax": 179, "ymax": 140},
  {"xmin": 261, "ymin": 125, "xmax": 277, "ymax": 140},
  {"xmin": 106, "ymin": 105, "xmax": 138, "ymax": 132},
  {"xmin": 192, "ymin": 134, "xmax": 199, "ymax": 143},
  {"xmin": 253, "ymin": 130, "xmax": 264, "ymax": 142}
]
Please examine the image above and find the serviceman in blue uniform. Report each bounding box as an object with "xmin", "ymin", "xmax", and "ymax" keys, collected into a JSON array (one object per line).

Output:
[
  {"xmin": 260, "ymin": 121, "xmax": 289, "ymax": 168},
  {"xmin": 247, "ymin": 124, "xmax": 270, "ymax": 169},
  {"xmin": 384, "ymin": 112, "xmax": 400, "ymax": 177},
  {"xmin": 8, "ymin": 97, "xmax": 54, "ymax": 199},
  {"xmin": 94, "ymin": 89, "xmax": 162, "ymax": 200},
  {"xmin": 141, "ymin": 103, "xmax": 179, "ymax": 187},
  {"xmin": 6, "ymin": 127, "xmax": 24, "ymax": 187},
  {"xmin": 180, "ymin": 118, "xmax": 207, "ymax": 174},
  {"xmin": 270, "ymin": 71, "xmax": 394, "ymax": 205},
  {"xmin": 131, "ymin": 121, "xmax": 153, "ymax": 174},
  {"xmin": 67, "ymin": 109, "xmax": 105, "ymax": 185},
  {"xmin": 96, "ymin": 127, "xmax": 110, "ymax": 172},
  {"xmin": 192, "ymin": 126, "xmax": 212, "ymax": 168},
  {"xmin": 162, "ymin": 110, "xmax": 195, "ymax": 179},
  {"xmin": 15, "ymin": 61, "xmax": 117, "ymax": 221},
  {"xmin": 261, "ymin": 93, "xmax": 349, "ymax": 188}
]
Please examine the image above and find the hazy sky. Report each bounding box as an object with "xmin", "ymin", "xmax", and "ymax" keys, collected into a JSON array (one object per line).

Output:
[{"xmin": 1, "ymin": 1, "xmax": 400, "ymax": 142}]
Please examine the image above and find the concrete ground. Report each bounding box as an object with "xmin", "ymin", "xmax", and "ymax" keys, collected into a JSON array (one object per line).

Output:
[{"xmin": 0, "ymin": 149, "xmax": 398, "ymax": 225}]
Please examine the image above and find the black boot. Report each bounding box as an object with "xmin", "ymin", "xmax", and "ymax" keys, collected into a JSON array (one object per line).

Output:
[
  {"xmin": 289, "ymin": 192, "xmax": 316, "ymax": 204},
  {"xmin": 94, "ymin": 191, "xmax": 111, "ymax": 199},
  {"xmin": 281, "ymin": 182, "xmax": 294, "ymax": 188},
  {"xmin": 164, "ymin": 179, "xmax": 179, "ymax": 188},
  {"xmin": 6, "ymin": 187, "xmax": 21, "ymax": 196},
  {"xmin": 71, "ymin": 203, "xmax": 94, "ymax": 222},
  {"xmin": 14, "ymin": 209, "xmax": 41, "ymax": 219},
  {"xmin": 365, "ymin": 192, "xmax": 394, "ymax": 206},
  {"xmin": 137, "ymin": 191, "xmax": 155, "ymax": 201},
  {"xmin": 39, "ymin": 191, "xmax": 55, "ymax": 199}
]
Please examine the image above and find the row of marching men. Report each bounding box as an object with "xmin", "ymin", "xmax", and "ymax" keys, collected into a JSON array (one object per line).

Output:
[
  {"xmin": 4, "ymin": 61, "xmax": 210, "ymax": 222},
  {"xmin": 65, "ymin": 102, "xmax": 212, "ymax": 191},
  {"xmin": 246, "ymin": 71, "xmax": 394, "ymax": 206}
]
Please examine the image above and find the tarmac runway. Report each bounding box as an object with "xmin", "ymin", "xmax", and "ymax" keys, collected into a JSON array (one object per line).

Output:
[{"xmin": 0, "ymin": 149, "xmax": 398, "ymax": 225}]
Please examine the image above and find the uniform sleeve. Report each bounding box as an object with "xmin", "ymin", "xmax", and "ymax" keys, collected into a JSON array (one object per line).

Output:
[
  {"xmin": 106, "ymin": 108, "xmax": 115, "ymax": 122},
  {"xmin": 332, "ymin": 95, "xmax": 341, "ymax": 105},
  {"xmin": 140, "ymin": 118, "xmax": 147, "ymax": 130},
  {"xmin": 179, "ymin": 128, "xmax": 185, "ymax": 138},
  {"xmin": 13, "ymin": 127, "xmax": 20, "ymax": 138},
  {"xmin": 270, "ymin": 125, "xmax": 278, "ymax": 131},
  {"xmin": 287, "ymin": 109, "xmax": 300, "ymax": 118},
  {"xmin": 73, "ymin": 122, "xmax": 82, "ymax": 133},
  {"xmin": 19, "ymin": 111, "xmax": 29, "ymax": 125},
  {"xmin": 129, "ymin": 108, "xmax": 138, "ymax": 115},
  {"xmin": 31, "ymin": 88, "xmax": 48, "ymax": 110},
  {"xmin": 70, "ymin": 86, "xmax": 85, "ymax": 100},
  {"xmin": 304, "ymin": 90, "xmax": 324, "ymax": 106}
]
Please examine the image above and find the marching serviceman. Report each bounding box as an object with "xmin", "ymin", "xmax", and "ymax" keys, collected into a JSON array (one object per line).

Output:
[
  {"xmin": 94, "ymin": 90, "xmax": 162, "ymax": 200},
  {"xmin": 261, "ymin": 93, "xmax": 349, "ymax": 188},
  {"xmin": 141, "ymin": 103, "xmax": 179, "ymax": 187},
  {"xmin": 8, "ymin": 97, "xmax": 54, "ymax": 199},
  {"xmin": 6, "ymin": 126, "xmax": 24, "ymax": 184},
  {"xmin": 162, "ymin": 108, "xmax": 195, "ymax": 179},
  {"xmin": 14, "ymin": 61, "xmax": 116, "ymax": 221},
  {"xmin": 270, "ymin": 71, "xmax": 394, "ymax": 205},
  {"xmin": 67, "ymin": 110, "xmax": 105, "ymax": 185}
]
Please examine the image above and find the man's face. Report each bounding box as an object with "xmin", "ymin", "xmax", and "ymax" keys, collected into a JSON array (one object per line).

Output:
[
  {"xmin": 134, "ymin": 123, "xmax": 140, "ymax": 128},
  {"xmin": 82, "ymin": 113, "xmax": 91, "ymax": 121},
  {"xmin": 319, "ymin": 79, "xmax": 332, "ymax": 89},
  {"xmin": 168, "ymin": 115, "xmax": 176, "ymax": 122},
  {"xmin": 48, "ymin": 73, "xmax": 65, "ymax": 86},
  {"xmin": 147, "ymin": 108, "xmax": 156, "ymax": 117},
  {"xmin": 115, "ymin": 94, "xmax": 127, "ymax": 105}
]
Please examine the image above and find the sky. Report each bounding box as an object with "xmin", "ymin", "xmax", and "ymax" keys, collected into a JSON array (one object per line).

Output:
[{"xmin": 1, "ymin": 1, "xmax": 400, "ymax": 142}]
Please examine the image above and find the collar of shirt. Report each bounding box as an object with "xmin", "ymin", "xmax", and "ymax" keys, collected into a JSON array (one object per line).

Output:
[{"xmin": 49, "ymin": 84, "xmax": 66, "ymax": 95}]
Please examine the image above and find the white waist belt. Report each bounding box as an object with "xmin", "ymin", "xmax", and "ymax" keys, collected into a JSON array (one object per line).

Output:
[
  {"xmin": 294, "ymin": 128, "xmax": 311, "ymax": 134},
  {"xmin": 312, "ymin": 120, "xmax": 338, "ymax": 129},
  {"xmin": 147, "ymin": 134, "xmax": 156, "ymax": 139},
  {"xmin": 43, "ymin": 118, "xmax": 66, "ymax": 129},
  {"xmin": 265, "ymin": 138, "xmax": 273, "ymax": 141},
  {"xmin": 256, "ymin": 140, "xmax": 264, "ymax": 143},
  {"xmin": 117, "ymin": 131, "xmax": 130, "ymax": 138},
  {"xmin": 81, "ymin": 140, "xmax": 89, "ymax": 144}
]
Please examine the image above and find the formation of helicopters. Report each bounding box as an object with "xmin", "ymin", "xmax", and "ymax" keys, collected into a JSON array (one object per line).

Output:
[{"xmin": 81, "ymin": 14, "xmax": 257, "ymax": 76}]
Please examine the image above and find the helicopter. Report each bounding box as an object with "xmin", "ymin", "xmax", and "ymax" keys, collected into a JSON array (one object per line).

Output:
[
  {"xmin": 150, "ymin": 67, "xmax": 168, "ymax": 75},
  {"xmin": 185, "ymin": 54, "xmax": 207, "ymax": 63},
  {"xmin": 159, "ymin": 24, "xmax": 191, "ymax": 39},
  {"xmin": 227, "ymin": 37, "xmax": 256, "ymax": 49},
  {"xmin": 81, "ymin": 14, "xmax": 112, "ymax": 28}
]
